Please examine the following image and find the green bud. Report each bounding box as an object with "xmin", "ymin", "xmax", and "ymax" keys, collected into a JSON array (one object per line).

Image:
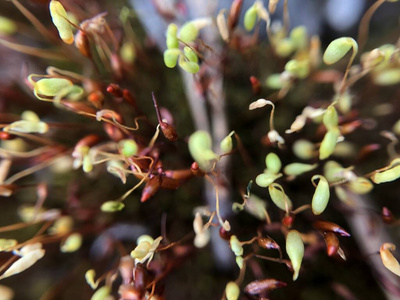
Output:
[
  {"xmin": 85, "ymin": 269, "xmax": 98, "ymax": 289},
  {"xmin": 265, "ymin": 74, "xmax": 284, "ymax": 89},
  {"xmin": 283, "ymin": 162, "xmax": 318, "ymax": 176},
  {"xmin": 347, "ymin": 177, "xmax": 373, "ymax": 194},
  {"xmin": 119, "ymin": 139, "xmax": 138, "ymax": 157},
  {"xmin": 245, "ymin": 195, "xmax": 267, "ymax": 220},
  {"xmin": 244, "ymin": 5, "xmax": 258, "ymax": 31},
  {"xmin": 324, "ymin": 161, "xmax": 345, "ymax": 183},
  {"xmin": 286, "ymin": 230, "xmax": 304, "ymax": 281},
  {"xmin": 275, "ymin": 38, "xmax": 294, "ymax": 57},
  {"xmin": 230, "ymin": 235, "xmax": 243, "ymax": 256},
  {"xmin": 323, "ymin": 106, "xmax": 338, "ymax": 130},
  {"xmin": 183, "ymin": 46, "xmax": 198, "ymax": 63},
  {"xmin": 163, "ymin": 48, "xmax": 181, "ymax": 68},
  {"xmin": 0, "ymin": 16, "xmax": 17, "ymax": 35},
  {"xmin": 3, "ymin": 120, "xmax": 49, "ymax": 134},
  {"xmin": 82, "ymin": 154, "xmax": 93, "ymax": 173},
  {"xmin": 292, "ymin": 139, "xmax": 315, "ymax": 160},
  {"xmin": 323, "ymin": 37, "xmax": 358, "ymax": 65},
  {"xmin": 34, "ymin": 78, "xmax": 73, "ymax": 97},
  {"xmin": 49, "ymin": 0, "xmax": 74, "ymax": 44},
  {"xmin": 21, "ymin": 111, "xmax": 40, "ymax": 122},
  {"xmin": 220, "ymin": 133, "xmax": 233, "ymax": 153},
  {"xmin": 188, "ymin": 130, "xmax": 217, "ymax": 172},
  {"xmin": 101, "ymin": 201, "xmax": 125, "ymax": 212},
  {"xmin": 393, "ymin": 119, "xmax": 400, "ymax": 135},
  {"xmin": 268, "ymin": 183, "xmax": 292, "ymax": 211},
  {"xmin": 178, "ymin": 57, "xmax": 200, "ymax": 74},
  {"xmin": 373, "ymin": 69, "xmax": 400, "ymax": 86},
  {"xmin": 91, "ymin": 286, "xmax": 111, "ymax": 300},
  {"xmin": 290, "ymin": 26, "xmax": 307, "ymax": 50},
  {"xmin": 371, "ymin": 165, "xmax": 400, "ymax": 184},
  {"xmin": 120, "ymin": 42, "xmax": 136, "ymax": 64},
  {"xmin": 265, "ymin": 153, "xmax": 281, "ymax": 174},
  {"xmin": 319, "ymin": 128, "xmax": 340, "ymax": 160},
  {"xmin": 166, "ymin": 23, "xmax": 179, "ymax": 49},
  {"xmin": 130, "ymin": 241, "xmax": 151, "ymax": 260},
  {"xmin": 284, "ymin": 59, "xmax": 310, "ymax": 79},
  {"xmin": 255, "ymin": 172, "xmax": 282, "ymax": 188},
  {"xmin": 335, "ymin": 91, "xmax": 352, "ymax": 114},
  {"xmin": 235, "ymin": 256, "xmax": 244, "ymax": 269},
  {"xmin": 311, "ymin": 175, "xmax": 330, "ymax": 215},
  {"xmin": 60, "ymin": 233, "xmax": 82, "ymax": 253},
  {"xmin": 179, "ymin": 22, "xmax": 199, "ymax": 43},
  {"xmin": 225, "ymin": 281, "xmax": 240, "ymax": 300}
]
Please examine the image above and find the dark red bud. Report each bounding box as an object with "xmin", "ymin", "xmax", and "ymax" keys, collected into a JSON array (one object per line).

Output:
[
  {"xmin": 324, "ymin": 232, "xmax": 339, "ymax": 256},
  {"xmin": 219, "ymin": 227, "xmax": 232, "ymax": 240},
  {"xmin": 257, "ymin": 237, "xmax": 280, "ymax": 250},
  {"xmin": 282, "ymin": 214, "xmax": 295, "ymax": 228},
  {"xmin": 87, "ymin": 91, "xmax": 104, "ymax": 109},
  {"xmin": 382, "ymin": 207, "xmax": 394, "ymax": 224},
  {"xmin": 0, "ymin": 131, "xmax": 16, "ymax": 140},
  {"xmin": 140, "ymin": 176, "xmax": 161, "ymax": 202},
  {"xmin": 250, "ymin": 76, "xmax": 261, "ymax": 94},
  {"xmin": 313, "ymin": 221, "xmax": 350, "ymax": 237},
  {"xmin": 107, "ymin": 83, "xmax": 123, "ymax": 98}
]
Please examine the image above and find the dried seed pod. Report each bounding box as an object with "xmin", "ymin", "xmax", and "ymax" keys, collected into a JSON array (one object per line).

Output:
[
  {"xmin": 323, "ymin": 232, "xmax": 339, "ymax": 256},
  {"xmin": 380, "ymin": 243, "xmax": 400, "ymax": 276},
  {"xmin": 119, "ymin": 256, "xmax": 134, "ymax": 284},
  {"xmin": 219, "ymin": 227, "xmax": 232, "ymax": 240},
  {"xmin": 244, "ymin": 278, "xmax": 287, "ymax": 295},
  {"xmin": 311, "ymin": 175, "xmax": 330, "ymax": 215},
  {"xmin": 312, "ymin": 221, "xmax": 350, "ymax": 237},
  {"xmin": 286, "ymin": 230, "xmax": 304, "ymax": 281},
  {"xmin": 217, "ymin": 9, "xmax": 229, "ymax": 42},
  {"xmin": 228, "ymin": 0, "xmax": 243, "ymax": 30},
  {"xmin": 257, "ymin": 237, "xmax": 279, "ymax": 250},
  {"xmin": 74, "ymin": 30, "xmax": 91, "ymax": 57}
]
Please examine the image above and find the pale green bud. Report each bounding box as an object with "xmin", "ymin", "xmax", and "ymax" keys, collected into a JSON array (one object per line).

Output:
[
  {"xmin": 255, "ymin": 172, "xmax": 282, "ymax": 188},
  {"xmin": 49, "ymin": 0, "xmax": 74, "ymax": 44},
  {"xmin": 179, "ymin": 22, "xmax": 199, "ymax": 43},
  {"xmin": 183, "ymin": 46, "xmax": 198, "ymax": 63},
  {"xmin": 371, "ymin": 165, "xmax": 400, "ymax": 184},
  {"xmin": 101, "ymin": 201, "xmax": 125, "ymax": 212},
  {"xmin": 163, "ymin": 48, "xmax": 181, "ymax": 68},
  {"xmin": 230, "ymin": 235, "xmax": 243, "ymax": 256},
  {"xmin": 292, "ymin": 139, "xmax": 315, "ymax": 160},
  {"xmin": 373, "ymin": 69, "xmax": 400, "ymax": 86},
  {"xmin": 244, "ymin": 5, "xmax": 258, "ymax": 31},
  {"xmin": 311, "ymin": 175, "xmax": 330, "ymax": 215},
  {"xmin": 323, "ymin": 37, "xmax": 358, "ymax": 65},
  {"xmin": 0, "ymin": 16, "xmax": 17, "ymax": 35},
  {"xmin": 225, "ymin": 281, "xmax": 240, "ymax": 300},
  {"xmin": 319, "ymin": 128, "xmax": 340, "ymax": 160},
  {"xmin": 286, "ymin": 230, "xmax": 304, "ymax": 281},
  {"xmin": 265, "ymin": 153, "xmax": 281, "ymax": 174},
  {"xmin": 347, "ymin": 177, "xmax": 373, "ymax": 194},
  {"xmin": 166, "ymin": 23, "xmax": 179, "ymax": 49},
  {"xmin": 268, "ymin": 183, "xmax": 292, "ymax": 211},
  {"xmin": 323, "ymin": 106, "xmax": 338, "ymax": 130},
  {"xmin": 119, "ymin": 139, "xmax": 138, "ymax": 157},
  {"xmin": 91, "ymin": 286, "xmax": 111, "ymax": 300},
  {"xmin": 283, "ymin": 162, "xmax": 318, "ymax": 176},
  {"xmin": 60, "ymin": 233, "xmax": 82, "ymax": 253}
]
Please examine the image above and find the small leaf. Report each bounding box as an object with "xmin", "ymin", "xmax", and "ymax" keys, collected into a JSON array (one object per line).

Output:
[
  {"xmin": 244, "ymin": 194, "xmax": 267, "ymax": 220},
  {"xmin": 311, "ymin": 175, "xmax": 330, "ymax": 215},
  {"xmin": 49, "ymin": 0, "xmax": 74, "ymax": 44},
  {"xmin": 380, "ymin": 243, "xmax": 400, "ymax": 276},
  {"xmin": 286, "ymin": 230, "xmax": 304, "ymax": 281},
  {"xmin": 220, "ymin": 134, "xmax": 233, "ymax": 153},
  {"xmin": 323, "ymin": 37, "xmax": 358, "ymax": 65},
  {"xmin": 101, "ymin": 201, "xmax": 125, "ymax": 212}
]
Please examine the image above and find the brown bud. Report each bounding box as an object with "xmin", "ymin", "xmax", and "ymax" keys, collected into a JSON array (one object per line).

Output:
[
  {"xmin": 141, "ymin": 176, "xmax": 161, "ymax": 202},
  {"xmin": 228, "ymin": 0, "xmax": 243, "ymax": 30},
  {"xmin": 382, "ymin": 207, "xmax": 394, "ymax": 224},
  {"xmin": 313, "ymin": 221, "xmax": 350, "ymax": 237},
  {"xmin": 74, "ymin": 30, "xmax": 91, "ymax": 58},
  {"xmin": 282, "ymin": 213, "xmax": 295, "ymax": 228},
  {"xmin": 190, "ymin": 162, "xmax": 204, "ymax": 176},
  {"xmin": 122, "ymin": 89, "xmax": 137, "ymax": 107},
  {"xmin": 164, "ymin": 169, "xmax": 193, "ymax": 181},
  {"xmin": 160, "ymin": 122, "xmax": 178, "ymax": 142},
  {"xmin": 107, "ymin": 83, "xmax": 123, "ymax": 98},
  {"xmin": 250, "ymin": 76, "xmax": 261, "ymax": 94},
  {"xmin": 160, "ymin": 176, "xmax": 180, "ymax": 190},
  {"xmin": 0, "ymin": 131, "xmax": 16, "ymax": 140},
  {"xmin": 323, "ymin": 232, "xmax": 339, "ymax": 256},
  {"xmin": 87, "ymin": 90, "xmax": 104, "ymax": 109},
  {"xmin": 244, "ymin": 279, "xmax": 287, "ymax": 295},
  {"xmin": 219, "ymin": 227, "xmax": 232, "ymax": 240}
]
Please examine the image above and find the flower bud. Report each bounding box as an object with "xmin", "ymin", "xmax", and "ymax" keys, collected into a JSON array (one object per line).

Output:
[
  {"xmin": 230, "ymin": 235, "xmax": 243, "ymax": 256},
  {"xmin": 323, "ymin": 37, "xmax": 358, "ymax": 65},
  {"xmin": 284, "ymin": 162, "xmax": 318, "ymax": 176},
  {"xmin": 311, "ymin": 175, "xmax": 330, "ymax": 215},
  {"xmin": 268, "ymin": 183, "xmax": 292, "ymax": 211},
  {"xmin": 266, "ymin": 153, "xmax": 281, "ymax": 174},
  {"xmin": 101, "ymin": 201, "xmax": 125, "ymax": 212},
  {"xmin": 179, "ymin": 21, "xmax": 199, "ymax": 43},
  {"xmin": 319, "ymin": 128, "xmax": 340, "ymax": 160},
  {"xmin": 225, "ymin": 281, "xmax": 240, "ymax": 300},
  {"xmin": 49, "ymin": 0, "xmax": 74, "ymax": 44}
]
